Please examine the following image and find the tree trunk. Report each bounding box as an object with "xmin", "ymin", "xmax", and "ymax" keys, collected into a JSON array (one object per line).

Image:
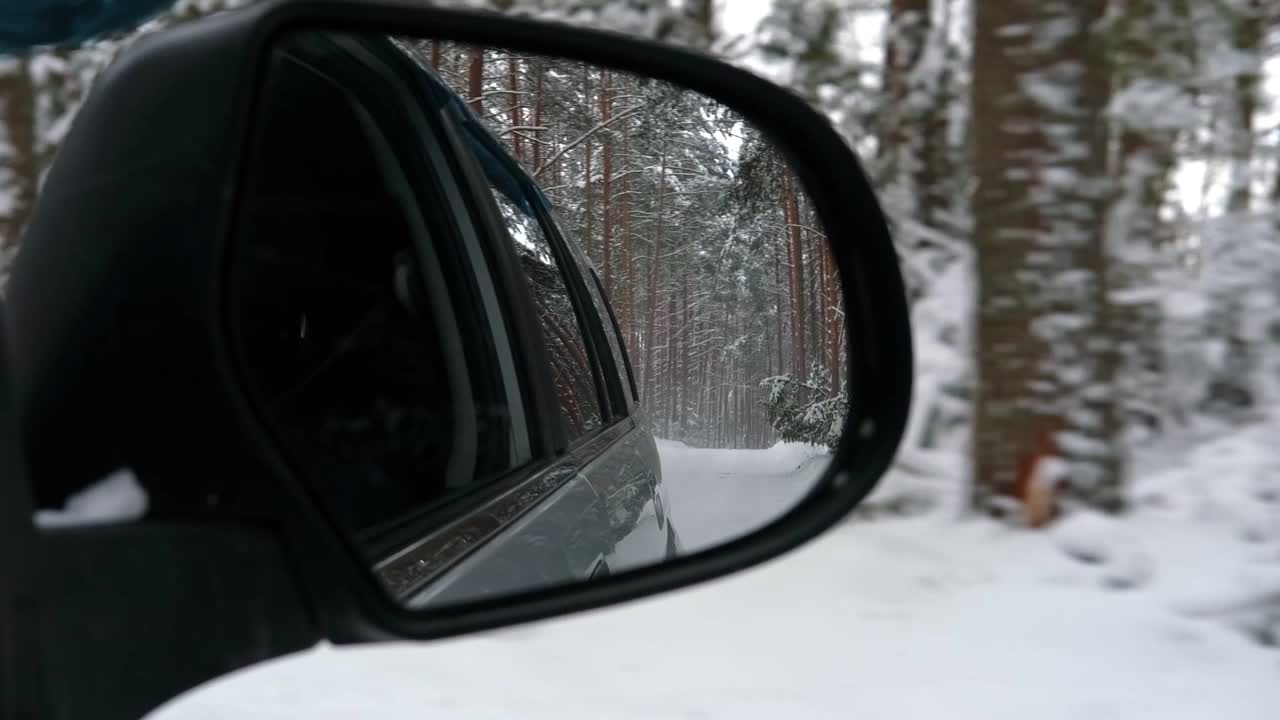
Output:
[
  {"xmin": 551, "ymin": 145, "xmax": 561, "ymax": 206},
  {"xmin": 879, "ymin": 0, "xmax": 930, "ymax": 190},
  {"xmin": 532, "ymin": 60, "xmax": 545, "ymax": 175},
  {"xmin": 783, "ymin": 173, "xmax": 807, "ymax": 380},
  {"xmin": 773, "ymin": 242, "xmax": 785, "ymax": 375},
  {"xmin": 583, "ymin": 138, "xmax": 594, "ymax": 259},
  {"xmin": 0, "ymin": 59, "xmax": 36, "ymax": 268},
  {"xmin": 599, "ymin": 69, "xmax": 614, "ymax": 293},
  {"xmin": 666, "ymin": 290, "xmax": 678, "ymax": 435},
  {"xmin": 804, "ymin": 209, "xmax": 823, "ymax": 380},
  {"xmin": 644, "ymin": 147, "xmax": 667, "ymax": 412},
  {"xmin": 679, "ymin": 263, "xmax": 690, "ymax": 430},
  {"xmin": 466, "ymin": 47, "xmax": 484, "ymax": 114},
  {"xmin": 508, "ymin": 57, "xmax": 524, "ymax": 163},
  {"xmin": 971, "ymin": 0, "xmax": 1122, "ymax": 517},
  {"xmin": 1227, "ymin": 0, "xmax": 1262, "ymax": 213},
  {"xmin": 823, "ymin": 241, "xmax": 841, "ymax": 389},
  {"xmin": 581, "ymin": 64, "xmax": 594, "ymax": 260},
  {"xmin": 621, "ymin": 129, "xmax": 636, "ymax": 340},
  {"xmin": 1107, "ymin": 0, "xmax": 1194, "ymax": 435}
]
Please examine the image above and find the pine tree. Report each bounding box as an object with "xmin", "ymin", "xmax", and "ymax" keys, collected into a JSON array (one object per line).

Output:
[
  {"xmin": 0, "ymin": 58, "xmax": 35, "ymax": 276},
  {"xmin": 971, "ymin": 0, "xmax": 1122, "ymax": 517}
]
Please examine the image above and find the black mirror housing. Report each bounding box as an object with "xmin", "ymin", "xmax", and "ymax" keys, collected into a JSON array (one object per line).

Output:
[{"xmin": 2, "ymin": 2, "xmax": 911, "ymax": 718}]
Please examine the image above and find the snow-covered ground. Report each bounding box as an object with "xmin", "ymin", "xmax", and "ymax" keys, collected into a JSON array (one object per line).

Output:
[
  {"xmin": 656, "ymin": 438, "xmax": 828, "ymax": 552},
  {"xmin": 152, "ymin": 433, "xmax": 1280, "ymax": 720}
]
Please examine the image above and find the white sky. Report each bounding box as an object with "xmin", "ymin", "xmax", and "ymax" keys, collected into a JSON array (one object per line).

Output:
[
  {"xmin": 1176, "ymin": 55, "xmax": 1280, "ymax": 219},
  {"xmin": 714, "ymin": 0, "xmax": 771, "ymax": 40}
]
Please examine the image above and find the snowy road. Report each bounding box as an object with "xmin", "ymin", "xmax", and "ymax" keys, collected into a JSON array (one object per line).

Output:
[
  {"xmin": 152, "ymin": 441, "xmax": 1280, "ymax": 720},
  {"xmin": 656, "ymin": 439, "xmax": 828, "ymax": 552}
]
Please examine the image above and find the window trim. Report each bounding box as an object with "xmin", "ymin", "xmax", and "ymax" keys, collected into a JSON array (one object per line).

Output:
[
  {"xmin": 238, "ymin": 33, "xmax": 568, "ymax": 561},
  {"xmin": 363, "ymin": 36, "xmax": 569, "ymax": 462},
  {"xmin": 331, "ymin": 37, "xmax": 539, "ymax": 463},
  {"xmin": 591, "ymin": 268, "xmax": 640, "ymax": 406},
  {"xmin": 529, "ymin": 201, "xmax": 632, "ymax": 421},
  {"xmin": 319, "ymin": 62, "xmax": 512, "ymax": 553},
  {"xmin": 376, "ymin": 417, "xmax": 636, "ymax": 602},
  {"xmin": 237, "ymin": 32, "xmax": 638, "ymax": 568},
  {"xmin": 423, "ymin": 85, "xmax": 571, "ymax": 458},
  {"xmin": 440, "ymin": 103, "xmax": 620, "ymax": 445}
]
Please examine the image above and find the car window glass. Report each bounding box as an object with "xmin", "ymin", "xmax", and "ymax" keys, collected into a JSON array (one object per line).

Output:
[
  {"xmin": 584, "ymin": 265, "xmax": 637, "ymax": 404},
  {"xmin": 485, "ymin": 182, "xmax": 604, "ymax": 441},
  {"xmin": 230, "ymin": 43, "xmax": 529, "ymax": 542}
]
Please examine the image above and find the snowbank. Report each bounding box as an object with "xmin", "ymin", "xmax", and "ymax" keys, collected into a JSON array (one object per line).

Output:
[
  {"xmin": 654, "ymin": 437, "xmax": 829, "ymax": 475},
  {"xmin": 148, "ymin": 425, "xmax": 1280, "ymax": 719},
  {"xmin": 655, "ymin": 440, "xmax": 828, "ymax": 553},
  {"xmin": 151, "ymin": 516, "xmax": 1280, "ymax": 720}
]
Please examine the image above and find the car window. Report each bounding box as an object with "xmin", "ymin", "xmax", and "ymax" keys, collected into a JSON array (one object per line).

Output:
[
  {"xmin": 229, "ymin": 41, "xmax": 532, "ymax": 541},
  {"xmin": 585, "ymin": 265, "xmax": 638, "ymax": 404},
  {"xmin": 484, "ymin": 179, "xmax": 605, "ymax": 442}
]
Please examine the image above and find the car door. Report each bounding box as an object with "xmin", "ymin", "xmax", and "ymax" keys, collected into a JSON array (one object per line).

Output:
[{"xmin": 545, "ymin": 219, "xmax": 678, "ymax": 573}]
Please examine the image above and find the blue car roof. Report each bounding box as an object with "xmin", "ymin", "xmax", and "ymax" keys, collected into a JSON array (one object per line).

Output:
[{"xmin": 1, "ymin": 0, "xmax": 175, "ymax": 52}]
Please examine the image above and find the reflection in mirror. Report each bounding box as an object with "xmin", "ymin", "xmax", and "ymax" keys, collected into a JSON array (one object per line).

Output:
[{"xmin": 229, "ymin": 30, "xmax": 846, "ymax": 610}]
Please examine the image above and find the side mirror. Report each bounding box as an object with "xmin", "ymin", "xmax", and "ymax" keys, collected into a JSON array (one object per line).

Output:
[{"xmin": 2, "ymin": 1, "xmax": 911, "ymax": 718}]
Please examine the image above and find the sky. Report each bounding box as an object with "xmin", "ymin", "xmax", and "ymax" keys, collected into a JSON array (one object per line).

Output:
[{"xmin": 713, "ymin": 0, "xmax": 771, "ymax": 41}]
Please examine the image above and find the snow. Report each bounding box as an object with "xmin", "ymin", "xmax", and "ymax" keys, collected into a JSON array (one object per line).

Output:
[
  {"xmin": 715, "ymin": 0, "xmax": 771, "ymax": 40},
  {"xmin": 33, "ymin": 467, "xmax": 147, "ymax": 528},
  {"xmin": 656, "ymin": 438, "xmax": 828, "ymax": 552},
  {"xmin": 149, "ymin": 524, "xmax": 1279, "ymax": 719},
  {"xmin": 1051, "ymin": 510, "xmax": 1154, "ymax": 589},
  {"xmin": 150, "ymin": 430, "xmax": 1280, "ymax": 720}
]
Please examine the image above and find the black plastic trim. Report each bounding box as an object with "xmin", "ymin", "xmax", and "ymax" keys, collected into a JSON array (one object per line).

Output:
[
  {"xmin": 375, "ymin": 419, "xmax": 633, "ymax": 601},
  {"xmin": 593, "ymin": 268, "xmax": 641, "ymax": 406}
]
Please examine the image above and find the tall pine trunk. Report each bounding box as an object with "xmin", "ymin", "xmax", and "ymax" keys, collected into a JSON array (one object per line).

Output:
[
  {"xmin": 773, "ymin": 242, "xmax": 785, "ymax": 375},
  {"xmin": 531, "ymin": 60, "xmax": 544, "ymax": 170},
  {"xmin": 581, "ymin": 65, "xmax": 594, "ymax": 260},
  {"xmin": 1226, "ymin": 0, "xmax": 1262, "ymax": 214},
  {"xmin": 644, "ymin": 147, "xmax": 667, "ymax": 414},
  {"xmin": 507, "ymin": 57, "xmax": 523, "ymax": 163},
  {"xmin": 621, "ymin": 128, "xmax": 636, "ymax": 341},
  {"xmin": 783, "ymin": 173, "xmax": 807, "ymax": 380},
  {"xmin": 466, "ymin": 47, "xmax": 484, "ymax": 114},
  {"xmin": 0, "ymin": 59, "xmax": 35, "ymax": 270},
  {"xmin": 1107, "ymin": 0, "xmax": 1195, "ymax": 433},
  {"xmin": 599, "ymin": 69, "xmax": 614, "ymax": 293},
  {"xmin": 971, "ymin": 0, "xmax": 1122, "ymax": 517}
]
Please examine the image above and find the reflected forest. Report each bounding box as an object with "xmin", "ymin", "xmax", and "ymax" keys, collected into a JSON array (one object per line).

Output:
[{"xmin": 401, "ymin": 39, "xmax": 846, "ymax": 450}]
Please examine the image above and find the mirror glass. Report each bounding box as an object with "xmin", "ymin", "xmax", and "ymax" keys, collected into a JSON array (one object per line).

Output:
[{"xmin": 228, "ymin": 30, "xmax": 847, "ymax": 609}]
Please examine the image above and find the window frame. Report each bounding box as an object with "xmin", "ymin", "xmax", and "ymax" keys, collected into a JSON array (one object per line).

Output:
[
  {"xmin": 436, "ymin": 95, "xmax": 626, "ymax": 444},
  {"xmin": 530, "ymin": 203, "xmax": 635, "ymax": 419},
  {"xmin": 589, "ymin": 267, "xmax": 640, "ymax": 407},
  {"xmin": 323, "ymin": 39, "xmax": 547, "ymax": 555},
  {"xmin": 235, "ymin": 31, "xmax": 647, "ymax": 575},
  {"xmin": 233, "ymin": 33, "xmax": 586, "ymax": 562}
]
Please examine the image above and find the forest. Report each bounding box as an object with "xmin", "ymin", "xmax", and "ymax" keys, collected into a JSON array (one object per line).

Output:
[
  {"xmin": 400, "ymin": 38, "xmax": 844, "ymax": 450},
  {"xmin": 2, "ymin": 0, "xmax": 1280, "ymax": 529}
]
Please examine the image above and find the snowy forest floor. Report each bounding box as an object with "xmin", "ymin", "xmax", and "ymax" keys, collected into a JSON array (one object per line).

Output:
[{"xmin": 152, "ymin": 430, "xmax": 1280, "ymax": 719}]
